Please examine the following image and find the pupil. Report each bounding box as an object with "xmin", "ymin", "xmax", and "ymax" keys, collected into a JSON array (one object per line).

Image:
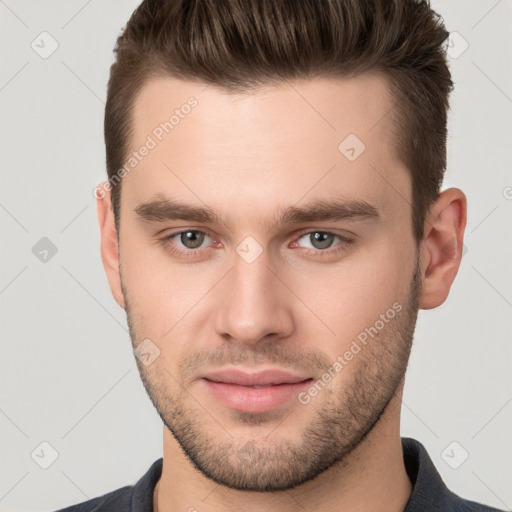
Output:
[
  {"xmin": 312, "ymin": 232, "xmax": 333, "ymax": 249},
  {"xmin": 182, "ymin": 231, "xmax": 204, "ymax": 249}
]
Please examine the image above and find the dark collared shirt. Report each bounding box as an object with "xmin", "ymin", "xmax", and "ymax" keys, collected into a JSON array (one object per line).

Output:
[{"xmin": 56, "ymin": 437, "xmax": 505, "ymax": 511}]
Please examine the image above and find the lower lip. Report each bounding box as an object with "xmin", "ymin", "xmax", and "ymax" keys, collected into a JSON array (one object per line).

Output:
[{"xmin": 202, "ymin": 378, "xmax": 313, "ymax": 413}]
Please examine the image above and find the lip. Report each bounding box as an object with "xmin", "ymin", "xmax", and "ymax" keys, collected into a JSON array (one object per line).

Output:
[
  {"xmin": 202, "ymin": 368, "xmax": 311, "ymax": 386},
  {"xmin": 201, "ymin": 369, "xmax": 313, "ymax": 413}
]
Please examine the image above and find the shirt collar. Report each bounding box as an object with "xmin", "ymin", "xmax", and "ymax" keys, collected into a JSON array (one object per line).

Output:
[
  {"xmin": 402, "ymin": 436, "xmax": 457, "ymax": 511},
  {"xmin": 128, "ymin": 437, "xmax": 456, "ymax": 511}
]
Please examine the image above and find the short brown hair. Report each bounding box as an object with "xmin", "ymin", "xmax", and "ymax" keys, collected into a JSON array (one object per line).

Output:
[{"xmin": 104, "ymin": 0, "xmax": 453, "ymax": 243}]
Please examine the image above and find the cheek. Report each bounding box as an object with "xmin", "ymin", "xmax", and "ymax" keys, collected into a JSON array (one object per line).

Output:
[
  {"xmin": 291, "ymin": 240, "xmax": 415, "ymax": 356},
  {"xmin": 120, "ymin": 237, "xmax": 188, "ymax": 331},
  {"xmin": 121, "ymin": 236, "xmax": 229, "ymax": 354},
  {"xmin": 121, "ymin": 221, "xmax": 415, "ymax": 357}
]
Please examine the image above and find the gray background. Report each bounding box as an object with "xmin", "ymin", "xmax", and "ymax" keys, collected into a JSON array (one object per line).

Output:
[{"xmin": 1, "ymin": 1, "xmax": 511, "ymax": 511}]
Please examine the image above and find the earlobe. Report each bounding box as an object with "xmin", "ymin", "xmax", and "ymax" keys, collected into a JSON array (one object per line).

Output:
[
  {"xmin": 96, "ymin": 184, "xmax": 125, "ymax": 309},
  {"xmin": 418, "ymin": 188, "xmax": 467, "ymax": 310}
]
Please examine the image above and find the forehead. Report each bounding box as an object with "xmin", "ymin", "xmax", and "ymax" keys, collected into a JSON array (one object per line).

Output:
[
  {"xmin": 122, "ymin": 73, "xmax": 410, "ymax": 225},
  {"xmin": 131, "ymin": 73, "xmax": 397, "ymax": 151}
]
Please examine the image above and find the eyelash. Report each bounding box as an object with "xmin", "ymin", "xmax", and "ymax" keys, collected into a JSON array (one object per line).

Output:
[{"xmin": 158, "ymin": 229, "xmax": 355, "ymax": 260}]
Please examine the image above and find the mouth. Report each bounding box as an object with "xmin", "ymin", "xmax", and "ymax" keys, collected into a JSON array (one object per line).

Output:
[
  {"xmin": 202, "ymin": 368, "xmax": 312, "ymax": 386},
  {"xmin": 201, "ymin": 369, "xmax": 313, "ymax": 413}
]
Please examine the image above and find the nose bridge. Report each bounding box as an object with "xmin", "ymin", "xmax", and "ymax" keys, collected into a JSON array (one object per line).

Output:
[{"xmin": 213, "ymin": 248, "xmax": 294, "ymax": 345}]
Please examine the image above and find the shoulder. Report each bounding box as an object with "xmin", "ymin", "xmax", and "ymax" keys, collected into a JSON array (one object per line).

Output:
[
  {"xmin": 54, "ymin": 458, "xmax": 162, "ymax": 512},
  {"xmin": 54, "ymin": 485, "xmax": 133, "ymax": 512},
  {"xmin": 440, "ymin": 488, "xmax": 507, "ymax": 512},
  {"xmin": 449, "ymin": 496, "xmax": 507, "ymax": 512},
  {"xmin": 401, "ymin": 438, "xmax": 506, "ymax": 512}
]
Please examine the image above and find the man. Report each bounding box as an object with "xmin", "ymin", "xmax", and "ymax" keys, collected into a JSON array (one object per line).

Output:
[{"xmin": 58, "ymin": 0, "xmax": 504, "ymax": 510}]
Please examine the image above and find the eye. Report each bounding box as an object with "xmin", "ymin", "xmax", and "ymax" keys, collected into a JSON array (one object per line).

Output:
[
  {"xmin": 158, "ymin": 229, "xmax": 218, "ymax": 260},
  {"xmin": 159, "ymin": 229, "xmax": 354, "ymax": 260},
  {"xmin": 294, "ymin": 231, "xmax": 353, "ymax": 252},
  {"xmin": 168, "ymin": 230, "xmax": 212, "ymax": 250}
]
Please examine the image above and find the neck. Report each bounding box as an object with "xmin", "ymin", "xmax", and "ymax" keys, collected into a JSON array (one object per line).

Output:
[{"xmin": 154, "ymin": 386, "xmax": 411, "ymax": 512}]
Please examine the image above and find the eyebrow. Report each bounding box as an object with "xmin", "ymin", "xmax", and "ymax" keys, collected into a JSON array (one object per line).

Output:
[{"xmin": 134, "ymin": 194, "xmax": 380, "ymax": 231}]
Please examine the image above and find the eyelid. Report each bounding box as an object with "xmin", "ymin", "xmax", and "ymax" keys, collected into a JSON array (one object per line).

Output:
[
  {"xmin": 162, "ymin": 227, "xmax": 353, "ymax": 244},
  {"xmin": 293, "ymin": 227, "xmax": 356, "ymax": 241},
  {"xmin": 291, "ymin": 229, "xmax": 354, "ymax": 251},
  {"xmin": 160, "ymin": 228, "xmax": 354, "ymax": 259},
  {"xmin": 169, "ymin": 229, "xmax": 214, "ymax": 247}
]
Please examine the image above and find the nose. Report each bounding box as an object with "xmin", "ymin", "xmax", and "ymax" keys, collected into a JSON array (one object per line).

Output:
[{"xmin": 213, "ymin": 250, "xmax": 295, "ymax": 346}]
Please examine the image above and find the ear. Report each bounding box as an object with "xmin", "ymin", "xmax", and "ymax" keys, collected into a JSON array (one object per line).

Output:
[
  {"xmin": 96, "ymin": 183, "xmax": 125, "ymax": 309},
  {"xmin": 418, "ymin": 188, "xmax": 467, "ymax": 310}
]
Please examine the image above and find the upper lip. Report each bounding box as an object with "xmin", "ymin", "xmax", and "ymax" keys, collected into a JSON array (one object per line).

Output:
[{"xmin": 202, "ymin": 369, "xmax": 312, "ymax": 386}]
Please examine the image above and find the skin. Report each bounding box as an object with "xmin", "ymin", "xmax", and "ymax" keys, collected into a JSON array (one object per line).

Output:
[{"xmin": 97, "ymin": 73, "xmax": 466, "ymax": 512}]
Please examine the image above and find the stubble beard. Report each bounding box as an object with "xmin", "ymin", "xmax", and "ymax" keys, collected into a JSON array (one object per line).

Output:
[{"xmin": 123, "ymin": 262, "xmax": 422, "ymax": 491}]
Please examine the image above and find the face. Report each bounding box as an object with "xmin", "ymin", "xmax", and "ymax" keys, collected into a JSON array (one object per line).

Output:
[{"xmin": 114, "ymin": 74, "xmax": 422, "ymax": 491}]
